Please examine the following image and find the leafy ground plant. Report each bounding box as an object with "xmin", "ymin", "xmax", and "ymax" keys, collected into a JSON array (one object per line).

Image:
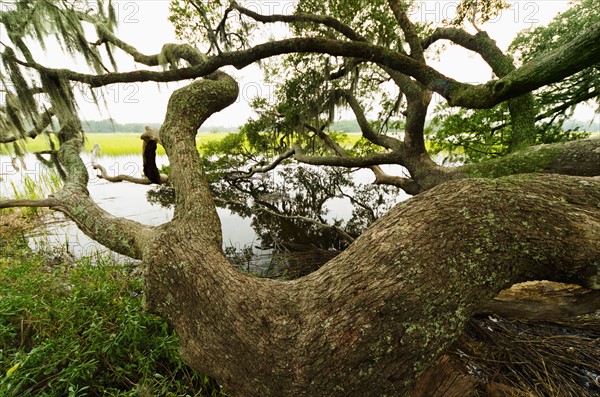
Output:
[{"xmin": 0, "ymin": 236, "xmax": 226, "ymax": 397}]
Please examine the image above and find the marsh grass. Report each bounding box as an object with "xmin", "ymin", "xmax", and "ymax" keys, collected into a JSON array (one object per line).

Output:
[
  {"xmin": 7, "ymin": 172, "xmax": 63, "ymax": 218},
  {"xmin": 1, "ymin": 133, "xmax": 232, "ymax": 156},
  {"xmin": 0, "ymin": 237, "xmax": 226, "ymax": 397},
  {"xmin": 0, "ymin": 169, "xmax": 63, "ymax": 236},
  {"xmin": 0, "ymin": 210, "xmax": 43, "ymax": 240}
]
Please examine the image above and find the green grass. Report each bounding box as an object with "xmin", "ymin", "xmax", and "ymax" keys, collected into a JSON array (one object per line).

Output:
[
  {"xmin": 1, "ymin": 132, "xmax": 231, "ymax": 157},
  {"xmin": 3, "ymin": 131, "xmax": 598, "ymax": 157},
  {"xmin": 0, "ymin": 237, "xmax": 227, "ymax": 397}
]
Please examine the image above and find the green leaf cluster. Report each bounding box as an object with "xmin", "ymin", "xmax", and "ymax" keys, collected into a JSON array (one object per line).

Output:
[{"xmin": 510, "ymin": 0, "xmax": 600, "ymax": 121}]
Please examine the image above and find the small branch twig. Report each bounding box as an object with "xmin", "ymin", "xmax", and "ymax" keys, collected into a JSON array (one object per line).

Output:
[
  {"xmin": 92, "ymin": 163, "xmax": 168, "ymax": 185},
  {"xmin": 0, "ymin": 197, "xmax": 60, "ymax": 209}
]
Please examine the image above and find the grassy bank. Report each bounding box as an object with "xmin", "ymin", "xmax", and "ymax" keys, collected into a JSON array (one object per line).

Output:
[
  {"xmin": 1, "ymin": 131, "xmax": 367, "ymax": 157},
  {"xmin": 0, "ymin": 132, "xmax": 232, "ymax": 157},
  {"xmin": 0, "ymin": 236, "xmax": 226, "ymax": 397}
]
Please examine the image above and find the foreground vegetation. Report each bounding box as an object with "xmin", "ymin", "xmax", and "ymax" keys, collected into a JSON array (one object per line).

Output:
[{"xmin": 0, "ymin": 236, "xmax": 226, "ymax": 397}]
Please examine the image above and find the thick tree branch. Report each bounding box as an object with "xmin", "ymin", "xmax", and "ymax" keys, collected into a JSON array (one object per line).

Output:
[
  {"xmin": 387, "ymin": 0, "xmax": 424, "ymax": 59},
  {"xmin": 458, "ymin": 137, "xmax": 600, "ymax": 179},
  {"xmin": 159, "ymin": 72, "xmax": 239, "ymax": 246},
  {"xmin": 79, "ymin": 12, "xmax": 206, "ymax": 67},
  {"xmin": 303, "ymin": 123, "xmax": 423, "ymax": 195},
  {"xmin": 370, "ymin": 165, "xmax": 422, "ymax": 194},
  {"xmin": 16, "ymin": 21, "xmax": 600, "ymax": 109},
  {"xmin": 48, "ymin": 136, "xmax": 153, "ymax": 259},
  {"xmin": 423, "ymin": 28, "xmax": 536, "ymax": 150},
  {"xmin": 143, "ymin": 173, "xmax": 600, "ymax": 396},
  {"xmin": 293, "ymin": 143, "xmax": 402, "ymax": 167}
]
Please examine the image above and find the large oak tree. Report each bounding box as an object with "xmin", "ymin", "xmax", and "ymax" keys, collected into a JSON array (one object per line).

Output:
[{"xmin": 1, "ymin": 1, "xmax": 599, "ymax": 395}]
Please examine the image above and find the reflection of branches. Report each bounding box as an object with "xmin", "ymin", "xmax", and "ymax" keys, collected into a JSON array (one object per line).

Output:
[
  {"xmin": 214, "ymin": 196, "xmax": 355, "ymax": 243},
  {"xmin": 337, "ymin": 186, "xmax": 376, "ymax": 223}
]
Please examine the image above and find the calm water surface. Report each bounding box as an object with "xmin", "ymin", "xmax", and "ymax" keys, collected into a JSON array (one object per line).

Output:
[{"xmin": 1, "ymin": 153, "xmax": 408, "ymax": 258}]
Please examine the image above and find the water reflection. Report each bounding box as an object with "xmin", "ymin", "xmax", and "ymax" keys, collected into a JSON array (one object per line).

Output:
[
  {"xmin": 2, "ymin": 154, "xmax": 409, "ymax": 276},
  {"xmin": 148, "ymin": 162, "xmax": 408, "ymax": 276}
]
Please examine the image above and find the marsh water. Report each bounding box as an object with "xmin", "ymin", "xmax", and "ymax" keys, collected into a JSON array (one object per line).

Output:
[{"xmin": 1, "ymin": 153, "xmax": 409, "ymax": 263}]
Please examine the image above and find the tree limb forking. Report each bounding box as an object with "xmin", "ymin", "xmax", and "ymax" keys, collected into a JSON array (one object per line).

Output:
[
  {"xmin": 370, "ymin": 165, "xmax": 423, "ymax": 194},
  {"xmin": 422, "ymin": 27, "xmax": 537, "ymax": 150},
  {"xmin": 228, "ymin": 147, "xmax": 296, "ymax": 180},
  {"xmin": 78, "ymin": 11, "xmax": 207, "ymax": 67}
]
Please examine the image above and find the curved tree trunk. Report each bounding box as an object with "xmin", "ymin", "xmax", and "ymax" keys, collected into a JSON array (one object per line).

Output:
[
  {"xmin": 143, "ymin": 173, "xmax": 600, "ymax": 397},
  {"xmin": 132, "ymin": 72, "xmax": 600, "ymax": 397}
]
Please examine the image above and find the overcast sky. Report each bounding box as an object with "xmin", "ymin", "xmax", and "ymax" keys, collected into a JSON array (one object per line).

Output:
[{"xmin": 47, "ymin": 0, "xmax": 595, "ymax": 126}]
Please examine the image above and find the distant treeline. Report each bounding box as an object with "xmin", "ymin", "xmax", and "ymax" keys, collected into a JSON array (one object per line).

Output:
[
  {"xmin": 82, "ymin": 120, "xmax": 161, "ymax": 133},
  {"xmin": 82, "ymin": 119, "xmax": 239, "ymax": 133},
  {"xmin": 81, "ymin": 119, "xmax": 371, "ymax": 133},
  {"xmin": 562, "ymin": 119, "xmax": 600, "ymax": 132},
  {"xmin": 82, "ymin": 118, "xmax": 600, "ymax": 134}
]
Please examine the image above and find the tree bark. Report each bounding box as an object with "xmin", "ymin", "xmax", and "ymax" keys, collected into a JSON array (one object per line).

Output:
[
  {"xmin": 457, "ymin": 137, "xmax": 600, "ymax": 179},
  {"xmin": 4, "ymin": 8, "xmax": 600, "ymax": 395},
  {"xmin": 143, "ymin": 167, "xmax": 600, "ymax": 396},
  {"xmin": 404, "ymin": 136, "xmax": 600, "ymax": 191}
]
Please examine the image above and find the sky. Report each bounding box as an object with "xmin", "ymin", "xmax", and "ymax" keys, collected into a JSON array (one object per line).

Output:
[{"xmin": 21, "ymin": 0, "xmax": 598, "ymax": 127}]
